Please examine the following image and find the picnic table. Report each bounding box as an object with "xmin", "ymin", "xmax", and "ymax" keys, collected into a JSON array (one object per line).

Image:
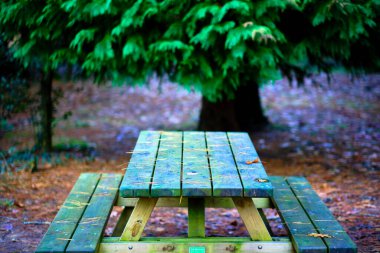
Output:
[{"xmin": 36, "ymin": 131, "xmax": 357, "ymax": 253}]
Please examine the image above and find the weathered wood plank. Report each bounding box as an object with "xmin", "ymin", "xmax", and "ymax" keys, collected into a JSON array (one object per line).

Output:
[
  {"xmin": 151, "ymin": 131, "xmax": 182, "ymax": 197},
  {"xmin": 35, "ymin": 173, "xmax": 101, "ymax": 253},
  {"xmin": 233, "ymin": 198, "xmax": 272, "ymax": 241},
  {"xmin": 206, "ymin": 132, "xmax": 243, "ymax": 197},
  {"xmin": 287, "ymin": 177, "xmax": 357, "ymax": 253},
  {"xmin": 99, "ymin": 238, "xmax": 294, "ymax": 253},
  {"xmin": 119, "ymin": 131, "xmax": 161, "ymax": 197},
  {"xmin": 227, "ymin": 132, "xmax": 272, "ymax": 197},
  {"xmin": 116, "ymin": 196, "xmax": 272, "ymax": 209},
  {"xmin": 120, "ymin": 198, "xmax": 157, "ymax": 241},
  {"xmin": 271, "ymin": 176, "xmax": 327, "ymax": 253},
  {"xmin": 188, "ymin": 198, "xmax": 205, "ymax": 237},
  {"xmin": 182, "ymin": 132, "xmax": 212, "ymax": 196},
  {"xmin": 66, "ymin": 174, "xmax": 122, "ymax": 253}
]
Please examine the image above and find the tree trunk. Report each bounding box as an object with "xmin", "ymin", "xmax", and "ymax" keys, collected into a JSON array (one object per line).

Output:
[
  {"xmin": 198, "ymin": 80, "xmax": 269, "ymax": 131},
  {"xmin": 40, "ymin": 70, "xmax": 53, "ymax": 152}
]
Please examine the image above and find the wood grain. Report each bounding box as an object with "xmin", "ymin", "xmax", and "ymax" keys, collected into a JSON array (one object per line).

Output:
[
  {"xmin": 119, "ymin": 131, "xmax": 160, "ymax": 197},
  {"xmin": 66, "ymin": 174, "xmax": 122, "ymax": 253},
  {"xmin": 151, "ymin": 131, "xmax": 182, "ymax": 197},
  {"xmin": 228, "ymin": 132, "xmax": 273, "ymax": 197},
  {"xmin": 182, "ymin": 132, "xmax": 212, "ymax": 197},
  {"xmin": 35, "ymin": 173, "xmax": 100, "ymax": 253},
  {"xmin": 206, "ymin": 132, "xmax": 243, "ymax": 197}
]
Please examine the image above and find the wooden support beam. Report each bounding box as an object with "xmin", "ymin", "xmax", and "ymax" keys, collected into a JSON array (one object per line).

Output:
[
  {"xmin": 99, "ymin": 237, "xmax": 294, "ymax": 253},
  {"xmin": 112, "ymin": 207, "xmax": 133, "ymax": 237},
  {"xmin": 258, "ymin": 209, "xmax": 273, "ymax": 236},
  {"xmin": 120, "ymin": 198, "xmax": 157, "ymax": 241},
  {"xmin": 188, "ymin": 198, "xmax": 205, "ymax": 238},
  {"xmin": 233, "ymin": 198, "xmax": 272, "ymax": 241},
  {"xmin": 117, "ymin": 196, "xmax": 272, "ymax": 209}
]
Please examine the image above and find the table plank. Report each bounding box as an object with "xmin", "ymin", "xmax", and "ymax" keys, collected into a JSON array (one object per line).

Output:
[
  {"xmin": 206, "ymin": 132, "xmax": 243, "ymax": 197},
  {"xmin": 271, "ymin": 176, "xmax": 326, "ymax": 253},
  {"xmin": 35, "ymin": 173, "xmax": 101, "ymax": 253},
  {"xmin": 227, "ymin": 132, "xmax": 272, "ymax": 197},
  {"xmin": 66, "ymin": 174, "xmax": 122, "ymax": 253},
  {"xmin": 151, "ymin": 131, "xmax": 182, "ymax": 197},
  {"xmin": 287, "ymin": 177, "xmax": 357, "ymax": 253},
  {"xmin": 182, "ymin": 132, "xmax": 212, "ymax": 196},
  {"xmin": 119, "ymin": 131, "xmax": 160, "ymax": 197}
]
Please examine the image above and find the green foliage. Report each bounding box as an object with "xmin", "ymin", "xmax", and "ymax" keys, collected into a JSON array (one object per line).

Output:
[
  {"xmin": 0, "ymin": 36, "xmax": 31, "ymax": 119},
  {"xmin": 0, "ymin": 0, "xmax": 378, "ymax": 101}
]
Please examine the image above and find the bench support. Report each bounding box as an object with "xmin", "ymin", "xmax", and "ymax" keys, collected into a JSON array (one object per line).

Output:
[
  {"xmin": 100, "ymin": 237, "xmax": 294, "ymax": 253},
  {"xmin": 120, "ymin": 198, "xmax": 157, "ymax": 241},
  {"xmin": 233, "ymin": 198, "xmax": 272, "ymax": 241},
  {"xmin": 188, "ymin": 198, "xmax": 206, "ymax": 237}
]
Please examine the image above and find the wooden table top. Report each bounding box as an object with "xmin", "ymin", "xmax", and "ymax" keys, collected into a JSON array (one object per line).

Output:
[{"xmin": 119, "ymin": 131, "xmax": 273, "ymax": 198}]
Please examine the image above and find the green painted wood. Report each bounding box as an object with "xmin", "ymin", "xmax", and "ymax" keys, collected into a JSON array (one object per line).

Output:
[
  {"xmin": 35, "ymin": 173, "xmax": 101, "ymax": 253},
  {"xmin": 151, "ymin": 131, "xmax": 182, "ymax": 197},
  {"xmin": 271, "ymin": 176, "xmax": 327, "ymax": 253},
  {"xmin": 119, "ymin": 131, "xmax": 160, "ymax": 197},
  {"xmin": 227, "ymin": 132, "xmax": 273, "ymax": 197},
  {"xmin": 287, "ymin": 177, "xmax": 357, "ymax": 253},
  {"xmin": 182, "ymin": 132, "xmax": 212, "ymax": 196},
  {"xmin": 188, "ymin": 198, "xmax": 205, "ymax": 238},
  {"xmin": 103, "ymin": 236, "xmax": 291, "ymax": 243},
  {"xmin": 206, "ymin": 132, "xmax": 243, "ymax": 197},
  {"xmin": 66, "ymin": 174, "xmax": 122, "ymax": 253}
]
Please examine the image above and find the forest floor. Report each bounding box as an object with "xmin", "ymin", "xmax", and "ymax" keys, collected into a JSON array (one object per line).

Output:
[{"xmin": 0, "ymin": 74, "xmax": 379, "ymax": 253}]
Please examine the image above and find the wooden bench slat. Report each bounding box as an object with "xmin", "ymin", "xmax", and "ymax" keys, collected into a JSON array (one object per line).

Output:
[
  {"xmin": 206, "ymin": 132, "xmax": 243, "ymax": 197},
  {"xmin": 228, "ymin": 132, "xmax": 272, "ymax": 197},
  {"xmin": 119, "ymin": 131, "xmax": 160, "ymax": 197},
  {"xmin": 66, "ymin": 174, "xmax": 122, "ymax": 253},
  {"xmin": 287, "ymin": 177, "xmax": 357, "ymax": 253},
  {"xmin": 271, "ymin": 176, "xmax": 327, "ymax": 253},
  {"xmin": 182, "ymin": 131, "xmax": 212, "ymax": 196},
  {"xmin": 151, "ymin": 131, "xmax": 182, "ymax": 197},
  {"xmin": 35, "ymin": 173, "xmax": 101, "ymax": 253}
]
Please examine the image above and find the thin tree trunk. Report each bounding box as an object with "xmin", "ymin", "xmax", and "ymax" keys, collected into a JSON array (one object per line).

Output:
[
  {"xmin": 40, "ymin": 70, "xmax": 53, "ymax": 152},
  {"xmin": 198, "ymin": 80, "xmax": 269, "ymax": 131}
]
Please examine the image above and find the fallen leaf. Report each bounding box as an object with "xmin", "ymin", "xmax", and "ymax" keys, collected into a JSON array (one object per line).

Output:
[
  {"xmin": 256, "ymin": 178, "xmax": 269, "ymax": 183},
  {"xmin": 14, "ymin": 201, "xmax": 24, "ymax": 208},
  {"xmin": 308, "ymin": 233, "xmax": 332, "ymax": 238},
  {"xmin": 246, "ymin": 158, "xmax": 260, "ymax": 164}
]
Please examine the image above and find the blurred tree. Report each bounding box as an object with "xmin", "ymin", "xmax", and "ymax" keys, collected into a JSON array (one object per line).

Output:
[
  {"xmin": 0, "ymin": 36, "xmax": 30, "ymax": 120},
  {"xmin": 1, "ymin": 0, "xmax": 379, "ymax": 136}
]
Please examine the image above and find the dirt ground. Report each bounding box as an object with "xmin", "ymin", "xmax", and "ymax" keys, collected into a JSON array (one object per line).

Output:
[{"xmin": 0, "ymin": 74, "xmax": 379, "ymax": 252}]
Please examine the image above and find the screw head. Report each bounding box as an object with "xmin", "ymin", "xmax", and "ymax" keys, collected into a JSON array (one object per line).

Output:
[
  {"xmin": 258, "ymin": 245, "xmax": 263, "ymax": 250},
  {"xmin": 128, "ymin": 245, "xmax": 133, "ymax": 250}
]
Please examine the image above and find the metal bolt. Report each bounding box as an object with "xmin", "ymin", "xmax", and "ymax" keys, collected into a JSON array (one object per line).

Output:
[
  {"xmin": 128, "ymin": 245, "xmax": 133, "ymax": 250},
  {"xmin": 226, "ymin": 245, "xmax": 237, "ymax": 252},
  {"xmin": 163, "ymin": 245, "xmax": 175, "ymax": 252},
  {"xmin": 258, "ymin": 245, "xmax": 263, "ymax": 250}
]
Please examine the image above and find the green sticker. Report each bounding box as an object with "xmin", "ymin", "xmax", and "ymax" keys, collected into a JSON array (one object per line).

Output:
[{"xmin": 189, "ymin": 246, "xmax": 206, "ymax": 253}]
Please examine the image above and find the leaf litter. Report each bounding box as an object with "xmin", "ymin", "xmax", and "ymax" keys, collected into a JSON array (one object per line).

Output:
[{"xmin": 0, "ymin": 74, "xmax": 379, "ymax": 253}]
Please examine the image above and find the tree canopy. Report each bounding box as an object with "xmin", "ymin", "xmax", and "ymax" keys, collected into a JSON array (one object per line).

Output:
[{"xmin": 1, "ymin": 0, "xmax": 378, "ymax": 102}]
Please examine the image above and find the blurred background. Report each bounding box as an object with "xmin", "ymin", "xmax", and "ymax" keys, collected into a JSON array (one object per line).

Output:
[{"xmin": 0, "ymin": 1, "xmax": 379, "ymax": 252}]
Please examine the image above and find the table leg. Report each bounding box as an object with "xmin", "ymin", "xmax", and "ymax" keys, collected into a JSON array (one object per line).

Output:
[
  {"xmin": 188, "ymin": 198, "xmax": 205, "ymax": 238},
  {"xmin": 120, "ymin": 198, "xmax": 157, "ymax": 241},
  {"xmin": 233, "ymin": 197, "xmax": 272, "ymax": 241}
]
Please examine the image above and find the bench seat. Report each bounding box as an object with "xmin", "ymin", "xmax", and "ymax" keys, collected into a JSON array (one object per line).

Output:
[
  {"xmin": 35, "ymin": 174, "xmax": 356, "ymax": 253},
  {"xmin": 271, "ymin": 176, "xmax": 357, "ymax": 253},
  {"xmin": 35, "ymin": 173, "xmax": 122, "ymax": 253}
]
